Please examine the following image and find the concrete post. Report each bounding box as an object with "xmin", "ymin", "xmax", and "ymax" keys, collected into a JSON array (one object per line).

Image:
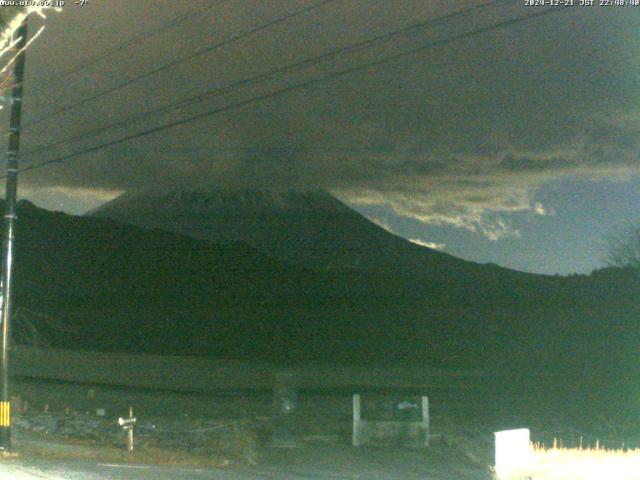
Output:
[
  {"xmin": 494, "ymin": 428, "xmax": 531, "ymax": 479},
  {"xmin": 352, "ymin": 394, "xmax": 361, "ymax": 446}
]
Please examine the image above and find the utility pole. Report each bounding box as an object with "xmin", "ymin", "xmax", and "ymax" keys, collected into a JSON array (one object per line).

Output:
[{"xmin": 0, "ymin": 17, "xmax": 29, "ymax": 451}]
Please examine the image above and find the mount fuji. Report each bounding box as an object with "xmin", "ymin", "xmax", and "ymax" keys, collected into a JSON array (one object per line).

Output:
[{"xmin": 90, "ymin": 187, "xmax": 485, "ymax": 276}]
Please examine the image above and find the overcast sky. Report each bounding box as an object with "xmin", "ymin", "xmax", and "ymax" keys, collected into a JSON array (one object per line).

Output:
[{"xmin": 3, "ymin": 0, "xmax": 639, "ymax": 274}]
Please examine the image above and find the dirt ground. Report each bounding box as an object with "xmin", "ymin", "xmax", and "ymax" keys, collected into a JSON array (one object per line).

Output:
[{"xmin": 6, "ymin": 374, "xmax": 639, "ymax": 479}]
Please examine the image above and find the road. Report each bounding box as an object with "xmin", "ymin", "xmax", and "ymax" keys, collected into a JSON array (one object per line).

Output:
[
  {"xmin": 0, "ymin": 460, "xmax": 263, "ymax": 479},
  {"xmin": 0, "ymin": 444, "xmax": 492, "ymax": 479}
]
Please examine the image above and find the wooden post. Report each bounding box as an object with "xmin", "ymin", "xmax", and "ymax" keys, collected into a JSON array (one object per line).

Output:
[
  {"xmin": 118, "ymin": 407, "xmax": 136, "ymax": 453},
  {"xmin": 127, "ymin": 406, "xmax": 134, "ymax": 453}
]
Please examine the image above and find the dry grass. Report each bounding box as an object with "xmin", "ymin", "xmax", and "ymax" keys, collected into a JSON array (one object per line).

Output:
[
  {"xmin": 528, "ymin": 443, "xmax": 640, "ymax": 480},
  {"xmin": 10, "ymin": 411, "xmax": 260, "ymax": 467},
  {"xmin": 497, "ymin": 442, "xmax": 640, "ymax": 480},
  {"xmin": 433, "ymin": 416, "xmax": 493, "ymax": 468},
  {"xmin": 199, "ymin": 420, "xmax": 258, "ymax": 465},
  {"xmin": 10, "ymin": 431, "xmax": 240, "ymax": 469}
]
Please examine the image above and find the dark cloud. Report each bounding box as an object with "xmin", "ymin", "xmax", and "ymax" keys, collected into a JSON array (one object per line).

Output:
[
  {"xmin": 8, "ymin": 1, "xmax": 640, "ymax": 235},
  {"xmin": 499, "ymin": 155, "xmax": 576, "ymax": 173}
]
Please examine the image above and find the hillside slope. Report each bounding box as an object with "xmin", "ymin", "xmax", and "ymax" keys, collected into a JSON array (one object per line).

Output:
[{"xmin": 0, "ymin": 199, "xmax": 635, "ymax": 380}]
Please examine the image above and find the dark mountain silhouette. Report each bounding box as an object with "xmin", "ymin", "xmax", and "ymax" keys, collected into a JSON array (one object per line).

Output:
[
  {"xmin": 90, "ymin": 188, "xmax": 487, "ymax": 274},
  {"xmin": 0, "ymin": 196, "xmax": 634, "ymax": 384}
]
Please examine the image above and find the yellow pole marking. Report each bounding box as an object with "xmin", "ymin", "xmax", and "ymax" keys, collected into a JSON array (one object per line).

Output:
[{"xmin": 0, "ymin": 402, "xmax": 9, "ymax": 427}]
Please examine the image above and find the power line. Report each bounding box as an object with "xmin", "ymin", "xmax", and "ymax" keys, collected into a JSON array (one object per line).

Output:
[
  {"xmin": 17, "ymin": 7, "xmax": 566, "ymax": 177},
  {"xmin": 22, "ymin": 0, "xmax": 339, "ymax": 130},
  {"xmin": 19, "ymin": 6, "xmax": 564, "ymax": 174},
  {"xmin": 27, "ymin": 2, "xmax": 223, "ymax": 98},
  {"xmin": 22, "ymin": 0, "xmax": 508, "ymax": 159}
]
